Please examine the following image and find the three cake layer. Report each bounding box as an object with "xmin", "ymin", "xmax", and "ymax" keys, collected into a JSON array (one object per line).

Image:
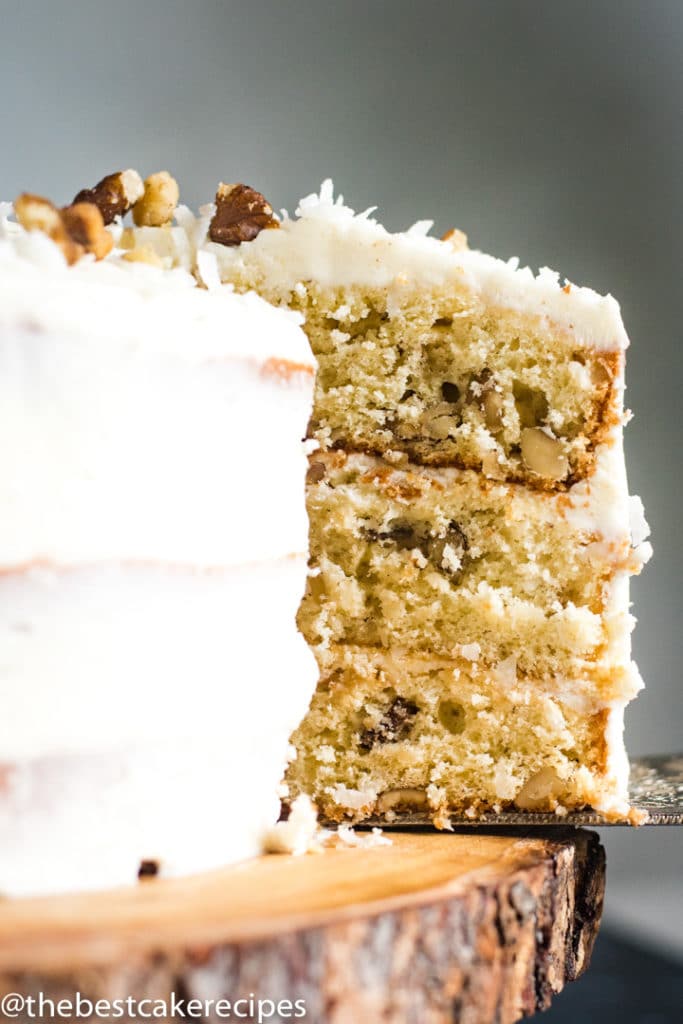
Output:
[{"xmin": 209, "ymin": 181, "xmax": 651, "ymax": 822}]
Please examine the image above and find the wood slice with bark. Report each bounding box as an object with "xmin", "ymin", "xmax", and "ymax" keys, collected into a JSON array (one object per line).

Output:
[{"xmin": 0, "ymin": 829, "xmax": 605, "ymax": 1023}]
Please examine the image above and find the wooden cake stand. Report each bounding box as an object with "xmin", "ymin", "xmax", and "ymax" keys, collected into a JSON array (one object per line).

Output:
[{"xmin": 0, "ymin": 829, "xmax": 604, "ymax": 1023}]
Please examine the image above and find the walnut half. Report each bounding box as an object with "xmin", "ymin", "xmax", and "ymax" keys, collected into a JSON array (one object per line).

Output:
[
  {"xmin": 209, "ymin": 183, "xmax": 279, "ymax": 246},
  {"xmin": 73, "ymin": 169, "xmax": 144, "ymax": 225}
]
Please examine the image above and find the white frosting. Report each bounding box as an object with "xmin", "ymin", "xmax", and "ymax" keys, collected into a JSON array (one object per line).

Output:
[
  {"xmin": 563, "ymin": 355, "xmax": 650, "ymax": 566},
  {"xmin": 564, "ymin": 435, "xmax": 650, "ymax": 572},
  {"xmin": 0, "ymin": 562, "xmax": 316, "ymax": 897},
  {"xmin": 601, "ymin": 702, "xmax": 631, "ymax": 815},
  {"xmin": 0, "ymin": 223, "xmax": 311, "ymax": 365},
  {"xmin": 565, "ymin": 439, "xmax": 630, "ymax": 539},
  {"xmin": 208, "ymin": 180, "xmax": 629, "ymax": 351},
  {"xmin": 628, "ymin": 495, "xmax": 649, "ymax": 546},
  {"xmin": 0, "ymin": 222, "xmax": 313, "ymax": 570},
  {"xmin": 0, "ymin": 214, "xmax": 317, "ymax": 895},
  {"xmin": 0, "ymin": 324, "xmax": 311, "ymax": 568},
  {"xmin": 0, "ymin": 740, "xmax": 286, "ymax": 897},
  {"xmin": 0, "ymin": 561, "xmax": 309, "ymax": 758}
]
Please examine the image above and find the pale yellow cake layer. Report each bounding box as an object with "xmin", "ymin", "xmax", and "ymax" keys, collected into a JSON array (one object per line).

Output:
[
  {"xmin": 299, "ymin": 451, "xmax": 640, "ymax": 681},
  {"xmin": 218, "ymin": 273, "xmax": 622, "ymax": 490},
  {"xmin": 286, "ymin": 645, "xmax": 635, "ymax": 822}
]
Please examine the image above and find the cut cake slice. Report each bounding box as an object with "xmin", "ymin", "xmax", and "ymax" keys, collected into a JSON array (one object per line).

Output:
[{"xmin": 209, "ymin": 181, "xmax": 651, "ymax": 821}]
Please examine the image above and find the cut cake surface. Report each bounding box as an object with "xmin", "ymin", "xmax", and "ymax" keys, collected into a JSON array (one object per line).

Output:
[{"xmin": 208, "ymin": 180, "xmax": 651, "ymax": 823}]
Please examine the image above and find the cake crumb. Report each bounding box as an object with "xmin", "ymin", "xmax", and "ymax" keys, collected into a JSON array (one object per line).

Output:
[
  {"xmin": 262, "ymin": 794, "xmax": 321, "ymax": 855},
  {"xmin": 332, "ymin": 826, "xmax": 392, "ymax": 849},
  {"xmin": 262, "ymin": 796, "xmax": 392, "ymax": 855},
  {"xmin": 432, "ymin": 808, "xmax": 453, "ymax": 831}
]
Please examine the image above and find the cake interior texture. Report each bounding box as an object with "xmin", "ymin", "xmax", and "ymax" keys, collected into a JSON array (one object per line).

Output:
[
  {"xmin": 299, "ymin": 451, "xmax": 637, "ymax": 678},
  {"xmin": 209, "ymin": 181, "xmax": 651, "ymax": 823},
  {"xmin": 286, "ymin": 646, "xmax": 625, "ymax": 821},
  {"xmin": 274, "ymin": 283, "xmax": 619, "ymax": 488}
]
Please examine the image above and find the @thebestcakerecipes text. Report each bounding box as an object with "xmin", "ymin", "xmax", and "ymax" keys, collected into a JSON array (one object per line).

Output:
[{"xmin": 0, "ymin": 991, "xmax": 308, "ymax": 1021}]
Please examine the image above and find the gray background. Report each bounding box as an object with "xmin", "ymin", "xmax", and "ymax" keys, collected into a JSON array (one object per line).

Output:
[{"xmin": 1, "ymin": 0, "xmax": 680, "ymax": 949}]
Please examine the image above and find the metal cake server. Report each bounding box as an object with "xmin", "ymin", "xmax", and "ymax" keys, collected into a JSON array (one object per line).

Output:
[{"xmin": 360, "ymin": 754, "xmax": 683, "ymax": 828}]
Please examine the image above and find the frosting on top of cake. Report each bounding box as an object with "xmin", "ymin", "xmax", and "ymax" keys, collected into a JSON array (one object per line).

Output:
[
  {"xmin": 207, "ymin": 180, "xmax": 629, "ymax": 352},
  {"xmin": 0, "ymin": 207, "xmax": 315, "ymax": 569},
  {"xmin": 0, "ymin": 205, "xmax": 312, "ymax": 368}
]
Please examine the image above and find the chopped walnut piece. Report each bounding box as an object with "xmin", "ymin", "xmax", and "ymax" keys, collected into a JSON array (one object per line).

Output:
[
  {"xmin": 521, "ymin": 427, "xmax": 568, "ymax": 480},
  {"xmin": 14, "ymin": 193, "xmax": 62, "ymax": 236},
  {"xmin": 209, "ymin": 183, "xmax": 279, "ymax": 246},
  {"xmin": 515, "ymin": 767, "xmax": 563, "ymax": 810},
  {"xmin": 482, "ymin": 388, "xmax": 504, "ymax": 429},
  {"xmin": 376, "ymin": 788, "xmax": 429, "ymax": 814},
  {"xmin": 422, "ymin": 402, "xmax": 460, "ymax": 440},
  {"xmin": 364, "ymin": 517, "xmax": 469, "ymax": 581},
  {"xmin": 441, "ymin": 227, "xmax": 468, "ymax": 250},
  {"xmin": 359, "ymin": 696, "xmax": 419, "ymax": 752},
  {"xmin": 513, "ymin": 380, "xmax": 549, "ymax": 429},
  {"xmin": 73, "ymin": 169, "xmax": 144, "ymax": 225},
  {"xmin": 466, "ymin": 369, "xmax": 505, "ymax": 430},
  {"xmin": 133, "ymin": 171, "xmax": 180, "ymax": 227},
  {"xmin": 441, "ymin": 380, "xmax": 461, "ymax": 403},
  {"xmin": 60, "ymin": 202, "xmax": 113, "ymax": 260},
  {"xmin": 369, "ymin": 520, "xmax": 428, "ymax": 553},
  {"xmin": 14, "ymin": 193, "xmax": 112, "ymax": 265},
  {"xmin": 430, "ymin": 522, "xmax": 468, "ymax": 582},
  {"xmin": 306, "ymin": 460, "xmax": 327, "ymax": 484},
  {"xmin": 438, "ymin": 699, "xmax": 466, "ymax": 735}
]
